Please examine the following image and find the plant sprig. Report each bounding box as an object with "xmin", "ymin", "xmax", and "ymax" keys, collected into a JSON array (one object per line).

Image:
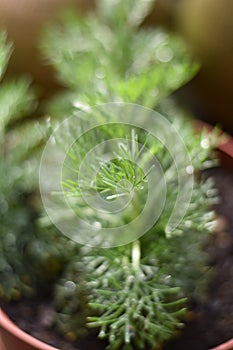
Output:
[{"xmin": 87, "ymin": 253, "xmax": 187, "ymax": 350}]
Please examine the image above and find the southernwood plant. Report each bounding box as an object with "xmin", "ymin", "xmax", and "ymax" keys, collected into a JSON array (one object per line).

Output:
[
  {"xmin": 0, "ymin": 33, "xmax": 77, "ymax": 301},
  {"xmin": 39, "ymin": 1, "xmax": 220, "ymax": 349},
  {"xmin": 0, "ymin": 32, "xmax": 38, "ymax": 299}
]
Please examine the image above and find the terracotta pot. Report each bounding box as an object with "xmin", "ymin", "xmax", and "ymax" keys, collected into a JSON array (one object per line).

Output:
[
  {"xmin": 0, "ymin": 130, "xmax": 233, "ymax": 350},
  {"xmin": 1, "ymin": 306, "xmax": 233, "ymax": 350},
  {"xmin": 217, "ymin": 135, "xmax": 233, "ymax": 172},
  {"xmin": 210, "ymin": 338, "xmax": 233, "ymax": 350},
  {"xmin": 0, "ymin": 308, "xmax": 58, "ymax": 350},
  {"xmin": 195, "ymin": 120, "xmax": 233, "ymax": 171}
]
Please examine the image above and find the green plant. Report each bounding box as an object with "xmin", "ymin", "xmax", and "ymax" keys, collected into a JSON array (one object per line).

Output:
[
  {"xmin": 0, "ymin": 1, "xmax": 220, "ymax": 350},
  {"xmin": 39, "ymin": 1, "xmax": 219, "ymax": 349},
  {"xmin": 43, "ymin": 107, "xmax": 217, "ymax": 350},
  {"xmin": 0, "ymin": 0, "xmax": 221, "ymax": 346},
  {"xmin": 41, "ymin": 0, "xmax": 198, "ymax": 116},
  {"xmin": 0, "ymin": 32, "xmax": 35, "ymax": 298},
  {"xmin": 0, "ymin": 33, "xmax": 76, "ymax": 300}
]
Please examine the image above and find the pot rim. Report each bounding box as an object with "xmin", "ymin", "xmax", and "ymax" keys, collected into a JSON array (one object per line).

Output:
[
  {"xmin": 209, "ymin": 338, "xmax": 233, "ymax": 350},
  {"xmin": 218, "ymin": 133, "xmax": 233, "ymax": 158},
  {"xmin": 1, "ymin": 308, "xmax": 233, "ymax": 350},
  {"xmin": 0, "ymin": 308, "xmax": 58, "ymax": 350},
  {"xmin": 195, "ymin": 120, "xmax": 233, "ymax": 156}
]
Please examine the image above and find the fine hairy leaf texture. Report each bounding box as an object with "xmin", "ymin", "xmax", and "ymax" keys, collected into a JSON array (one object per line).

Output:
[
  {"xmin": 86, "ymin": 252, "xmax": 187, "ymax": 350},
  {"xmin": 52, "ymin": 120, "xmax": 218, "ymax": 349},
  {"xmin": 0, "ymin": 33, "xmax": 71, "ymax": 300},
  {"xmin": 39, "ymin": 1, "xmax": 219, "ymax": 349},
  {"xmin": 42, "ymin": 0, "xmax": 198, "ymax": 118}
]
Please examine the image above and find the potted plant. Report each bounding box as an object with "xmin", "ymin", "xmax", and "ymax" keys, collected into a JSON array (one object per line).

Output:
[{"xmin": 1, "ymin": 1, "xmax": 233, "ymax": 349}]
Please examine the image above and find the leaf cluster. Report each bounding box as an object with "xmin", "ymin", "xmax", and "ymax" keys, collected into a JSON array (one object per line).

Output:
[
  {"xmin": 53, "ymin": 117, "xmax": 217, "ymax": 349},
  {"xmin": 42, "ymin": 0, "xmax": 198, "ymax": 117},
  {"xmin": 0, "ymin": 34, "xmax": 74, "ymax": 300},
  {"xmin": 39, "ymin": 1, "xmax": 220, "ymax": 349}
]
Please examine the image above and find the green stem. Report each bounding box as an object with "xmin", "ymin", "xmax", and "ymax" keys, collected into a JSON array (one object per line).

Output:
[
  {"xmin": 130, "ymin": 191, "xmax": 141, "ymax": 271},
  {"xmin": 132, "ymin": 239, "xmax": 140, "ymax": 271}
]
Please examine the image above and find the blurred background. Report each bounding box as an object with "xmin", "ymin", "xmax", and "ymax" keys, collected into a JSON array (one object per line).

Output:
[
  {"xmin": 0, "ymin": 0, "xmax": 232, "ymax": 134},
  {"xmin": 0, "ymin": 0, "xmax": 96, "ymax": 100},
  {"xmin": 142, "ymin": 0, "xmax": 233, "ymax": 135}
]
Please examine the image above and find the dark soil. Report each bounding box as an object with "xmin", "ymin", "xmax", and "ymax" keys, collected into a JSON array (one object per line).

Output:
[{"xmin": 1, "ymin": 166, "xmax": 233, "ymax": 350}]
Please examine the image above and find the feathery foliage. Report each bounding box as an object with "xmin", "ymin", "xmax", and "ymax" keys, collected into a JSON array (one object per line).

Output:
[
  {"xmin": 51, "ymin": 108, "xmax": 217, "ymax": 349},
  {"xmin": 37, "ymin": 0, "xmax": 219, "ymax": 348},
  {"xmin": 0, "ymin": 33, "xmax": 74, "ymax": 300},
  {"xmin": 42, "ymin": 0, "xmax": 198, "ymax": 118}
]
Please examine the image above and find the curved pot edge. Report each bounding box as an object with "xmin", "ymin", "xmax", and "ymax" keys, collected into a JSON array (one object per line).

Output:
[
  {"xmin": 0, "ymin": 308, "xmax": 58, "ymax": 350},
  {"xmin": 218, "ymin": 135, "xmax": 233, "ymax": 159},
  {"xmin": 217, "ymin": 134, "xmax": 233, "ymax": 171},
  {"xmin": 209, "ymin": 338, "xmax": 233, "ymax": 350},
  {"xmin": 1, "ymin": 308, "xmax": 233, "ymax": 350},
  {"xmin": 195, "ymin": 120, "xmax": 233, "ymax": 170}
]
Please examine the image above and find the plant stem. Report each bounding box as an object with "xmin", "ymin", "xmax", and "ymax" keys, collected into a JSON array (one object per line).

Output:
[
  {"xmin": 132, "ymin": 239, "xmax": 140, "ymax": 271},
  {"xmin": 130, "ymin": 190, "xmax": 141, "ymax": 271}
]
